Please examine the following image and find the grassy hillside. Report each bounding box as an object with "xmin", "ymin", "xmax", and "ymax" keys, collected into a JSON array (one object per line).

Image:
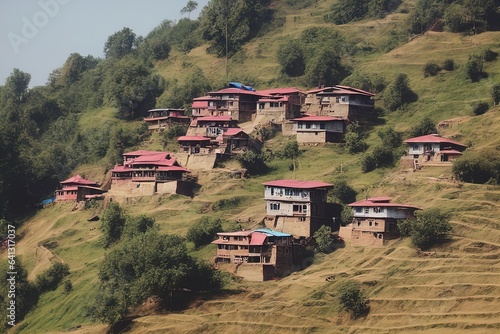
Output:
[{"xmin": 4, "ymin": 1, "xmax": 500, "ymax": 333}]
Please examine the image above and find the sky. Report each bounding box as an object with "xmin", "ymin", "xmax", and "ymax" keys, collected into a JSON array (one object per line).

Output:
[{"xmin": 0, "ymin": 0, "xmax": 210, "ymax": 87}]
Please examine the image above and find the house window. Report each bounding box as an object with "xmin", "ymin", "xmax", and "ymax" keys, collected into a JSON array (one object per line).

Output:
[
  {"xmin": 259, "ymin": 103, "xmax": 265, "ymax": 109},
  {"xmin": 229, "ymin": 101, "xmax": 233, "ymax": 106},
  {"xmin": 369, "ymin": 221, "xmax": 373, "ymax": 226},
  {"xmin": 375, "ymin": 222, "xmax": 379, "ymax": 226},
  {"xmin": 413, "ymin": 144, "xmax": 419, "ymax": 151},
  {"xmin": 364, "ymin": 207, "xmax": 369, "ymax": 214},
  {"xmin": 299, "ymin": 217, "xmax": 306, "ymax": 222},
  {"xmin": 355, "ymin": 207, "xmax": 362, "ymax": 213},
  {"xmin": 320, "ymin": 123, "xmax": 325, "ymax": 129},
  {"xmin": 270, "ymin": 203, "xmax": 280, "ymax": 211}
]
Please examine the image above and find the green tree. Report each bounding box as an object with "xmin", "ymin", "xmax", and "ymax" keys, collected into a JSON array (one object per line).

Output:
[
  {"xmin": 397, "ymin": 209, "xmax": 451, "ymax": 250},
  {"xmin": 337, "ymin": 280, "xmax": 369, "ymax": 318},
  {"xmin": 325, "ymin": 0, "xmax": 369, "ymax": 25},
  {"xmin": 186, "ymin": 217, "xmax": 223, "ymax": 249},
  {"xmin": 328, "ymin": 178, "xmax": 357, "ymax": 204},
  {"xmin": 277, "ymin": 40, "xmax": 306, "ymax": 77},
  {"xmin": 100, "ymin": 202, "xmax": 127, "ymax": 248},
  {"xmin": 466, "ymin": 54, "xmax": 484, "ymax": 82},
  {"xmin": 341, "ymin": 204, "xmax": 354, "ymax": 226},
  {"xmin": 2, "ymin": 68, "xmax": 31, "ymax": 102},
  {"xmin": 492, "ymin": 84, "xmax": 500, "ymax": 105},
  {"xmin": 305, "ymin": 47, "xmax": 345, "ymax": 87},
  {"xmin": 236, "ymin": 150, "xmax": 268, "ymax": 175},
  {"xmin": 410, "ymin": 116, "xmax": 437, "ymax": 137},
  {"xmin": 407, "ymin": 0, "xmax": 442, "ymax": 34},
  {"xmin": 452, "ymin": 150, "xmax": 500, "ymax": 184},
  {"xmin": 344, "ymin": 123, "xmax": 366, "ymax": 154},
  {"xmin": 423, "ymin": 62, "xmax": 441, "ymax": 77},
  {"xmin": 383, "ymin": 73, "xmax": 416, "ymax": 111},
  {"xmin": 444, "ymin": 3, "xmax": 465, "ymax": 32},
  {"xmin": 377, "ymin": 126, "xmax": 402, "ymax": 148},
  {"xmin": 123, "ymin": 215, "xmax": 156, "ymax": 239},
  {"xmin": 104, "ymin": 27, "xmax": 138, "ymax": 59},
  {"xmin": 314, "ymin": 225, "xmax": 333, "ymax": 253},
  {"xmin": 180, "ymin": 1, "xmax": 198, "ymax": 19},
  {"xmin": 35, "ymin": 262, "xmax": 70, "ymax": 294}
]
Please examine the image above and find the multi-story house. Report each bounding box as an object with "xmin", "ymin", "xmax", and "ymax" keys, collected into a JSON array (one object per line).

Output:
[
  {"xmin": 55, "ymin": 175, "xmax": 105, "ymax": 202},
  {"xmin": 255, "ymin": 87, "xmax": 305, "ymax": 121},
  {"xmin": 339, "ymin": 197, "xmax": 420, "ymax": 246},
  {"xmin": 212, "ymin": 228, "xmax": 293, "ymax": 281},
  {"xmin": 143, "ymin": 108, "xmax": 190, "ymax": 131},
  {"xmin": 262, "ymin": 179, "xmax": 334, "ymax": 237},
  {"xmin": 303, "ymin": 85, "xmax": 375, "ymax": 120},
  {"xmin": 292, "ymin": 115, "xmax": 345, "ymax": 143}
]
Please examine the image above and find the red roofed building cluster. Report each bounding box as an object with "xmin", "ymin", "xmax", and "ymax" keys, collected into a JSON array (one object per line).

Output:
[
  {"xmin": 143, "ymin": 108, "xmax": 190, "ymax": 131},
  {"xmin": 55, "ymin": 175, "xmax": 105, "ymax": 202}
]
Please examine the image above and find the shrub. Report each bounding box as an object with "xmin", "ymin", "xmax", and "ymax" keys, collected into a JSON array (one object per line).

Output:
[
  {"xmin": 442, "ymin": 59, "xmax": 455, "ymax": 71},
  {"xmin": 423, "ymin": 62, "xmax": 441, "ymax": 77},
  {"xmin": 491, "ymin": 84, "xmax": 500, "ymax": 105},
  {"xmin": 472, "ymin": 101, "xmax": 489, "ymax": 115},
  {"xmin": 383, "ymin": 73, "xmax": 416, "ymax": 111},
  {"xmin": 341, "ymin": 205, "xmax": 354, "ymax": 226},
  {"xmin": 314, "ymin": 225, "xmax": 333, "ymax": 253},
  {"xmin": 236, "ymin": 151, "xmax": 268, "ymax": 175},
  {"xmin": 466, "ymin": 54, "xmax": 484, "ymax": 82},
  {"xmin": 64, "ymin": 280, "xmax": 73, "ymax": 293},
  {"xmin": 410, "ymin": 116, "xmax": 437, "ymax": 137},
  {"xmin": 100, "ymin": 202, "xmax": 127, "ymax": 248},
  {"xmin": 337, "ymin": 280, "xmax": 369, "ymax": 318},
  {"xmin": 123, "ymin": 214, "xmax": 156, "ymax": 239},
  {"xmin": 398, "ymin": 209, "xmax": 451, "ymax": 250},
  {"xmin": 361, "ymin": 154, "xmax": 377, "ymax": 173},
  {"xmin": 186, "ymin": 217, "xmax": 223, "ymax": 249},
  {"xmin": 377, "ymin": 126, "xmax": 402, "ymax": 148},
  {"xmin": 344, "ymin": 123, "xmax": 367, "ymax": 154},
  {"xmin": 482, "ymin": 48, "xmax": 497, "ymax": 62},
  {"xmin": 452, "ymin": 151, "xmax": 500, "ymax": 184},
  {"xmin": 35, "ymin": 262, "xmax": 70, "ymax": 293},
  {"xmin": 213, "ymin": 197, "xmax": 243, "ymax": 211},
  {"xmin": 328, "ymin": 179, "xmax": 357, "ymax": 204}
]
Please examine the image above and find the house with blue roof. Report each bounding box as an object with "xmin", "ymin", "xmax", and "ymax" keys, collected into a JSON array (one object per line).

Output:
[{"xmin": 212, "ymin": 228, "xmax": 293, "ymax": 281}]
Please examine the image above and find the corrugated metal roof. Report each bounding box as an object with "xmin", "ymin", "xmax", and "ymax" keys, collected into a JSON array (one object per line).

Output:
[
  {"xmin": 250, "ymin": 232, "xmax": 267, "ymax": 245},
  {"xmin": 404, "ymin": 134, "xmax": 466, "ymax": 147},
  {"xmin": 254, "ymin": 228, "xmax": 291, "ymax": 237},
  {"xmin": 60, "ymin": 175, "xmax": 97, "ymax": 186},
  {"xmin": 263, "ymin": 179, "xmax": 333, "ymax": 189}
]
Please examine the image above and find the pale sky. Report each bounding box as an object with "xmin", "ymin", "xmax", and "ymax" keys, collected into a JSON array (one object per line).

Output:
[{"xmin": 0, "ymin": 0, "xmax": 210, "ymax": 87}]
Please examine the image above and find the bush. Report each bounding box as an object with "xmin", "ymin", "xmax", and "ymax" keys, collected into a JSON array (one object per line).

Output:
[
  {"xmin": 344, "ymin": 123, "xmax": 367, "ymax": 154},
  {"xmin": 337, "ymin": 280, "xmax": 369, "ymax": 318},
  {"xmin": 328, "ymin": 179, "xmax": 357, "ymax": 204},
  {"xmin": 237, "ymin": 151, "xmax": 268, "ymax": 175},
  {"xmin": 423, "ymin": 62, "xmax": 441, "ymax": 77},
  {"xmin": 410, "ymin": 116, "xmax": 437, "ymax": 137},
  {"xmin": 466, "ymin": 54, "xmax": 484, "ymax": 82},
  {"xmin": 452, "ymin": 151, "xmax": 500, "ymax": 184},
  {"xmin": 341, "ymin": 205, "xmax": 354, "ymax": 226},
  {"xmin": 314, "ymin": 225, "xmax": 333, "ymax": 253},
  {"xmin": 35, "ymin": 262, "xmax": 70, "ymax": 293},
  {"xmin": 472, "ymin": 101, "xmax": 489, "ymax": 115},
  {"xmin": 442, "ymin": 59, "xmax": 455, "ymax": 71},
  {"xmin": 186, "ymin": 217, "xmax": 223, "ymax": 249},
  {"xmin": 64, "ymin": 280, "xmax": 73, "ymax": 293},
  {"xmin": 361, "ymin": 154, "xmax": 377, "ymax": 173},
  {"xmin": 397, "ymin": 209, "xmax": 451, "ymax": 250},
  {"xmin": 491, "ymin": 84, "xmax": 500, "ymax": 105},
  {"xmin": 482, "ymin": 48, "xmax": 497, "ymax": 62},
  {"xmin": 123, "ymin": 214, "xmax": 156, "ymax": 239},
  {"xmin": 383, "ymin": 73, "xmax": 416, "ymax": 111},
  {"xmin": 100, "ymin": 202, "xmax": 127, "ymax": 248}
]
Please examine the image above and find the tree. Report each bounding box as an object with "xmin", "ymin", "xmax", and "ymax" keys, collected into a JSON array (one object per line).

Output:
[
  {"xmin": 180, "ymin": 1, "xmax": 198, "ymax": 19},
  {"xmin": 444, "ymin": 3, "xmax": 465, "ymax": 32},
  {"xmin": 466, "ymin": 54, "xmax": 484, "ymax": 82},
  {"xmin": 35, "ymin": 262, "xmax": 70, "ymax": 293},
  {"xmin": 104, "ymin": 27, "xmax": 138, "ymax": 59},
  {"xmin": 377, "ymin": 126, "xmax": 402, "ymax": 148},
  {"xmin": 492, "ymin": 84, "xmax": 500, "ymax": 105},
  {"xmin": 383, "ymin": 73, "xmax": 416, "ymax": 111},
  {"xmin": 236, "ymin": 150, "xmax": 267, "ymax": 175},
  {"xmin": 314, "ymin": 225, "xmax": 334, "ymax": 253},
  {"xmin": 452, "ymin": 150, "xmax": 500, "ymax": 184},
  {"xmin": 306, "ymin": 47, "xmax": 346, "ymax": 87},
  {"xmin": 397, "ymin": 209, "xmax": 451, "ymax": 250},
  {"xmin": 123, "ymin": 215, "xmax": 156, "ymax": 239},
  {"xmin": 277, "ymin": 40, "xmax": 306, "ymax": 77},
  {"xmin": 328, "ymin": 179, "xmax": 357, "ymax": 204},
  {"xmin": 186, "ymin": 217, "xmax": 223, "ymax": 249},
  {"xmin": 410, "ymin": 116, "xmax": 437, "ymax": 137},
  {"xmin": 2, "ymin": 68, "xmax": 31, "ymax": 102},
  {"xmin": 423, "ymin": 62, "xmax": 441, "ymax": 77},
  {"xmin": 325, "ymin": 0, "xmax": 368, "ymax": 25},
  {"xmin": 344, "ymin": 123, "xmax": 366, "ymax": 154},
  {"xmin": 337, "ymin": 280, "xmax": 369, "ymax": 318},
  {"xmin": 100, "ymin": 202, "xmax": 127, "ymax": 248}
]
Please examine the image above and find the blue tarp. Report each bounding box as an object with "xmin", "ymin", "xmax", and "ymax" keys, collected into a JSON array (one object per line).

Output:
[
  {"xmin": 254, "ymin": 228, "xmax": 291, "ymax": 237},
  {"xmin": 229, "ymin": 82, "xmax": 255, "ymax": 91},
  {"xmin": 41, "ymin": 198, "xmax": 55, "ymax": 205}
]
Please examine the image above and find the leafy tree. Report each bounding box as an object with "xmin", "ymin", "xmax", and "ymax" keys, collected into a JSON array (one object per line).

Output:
[
  {"xmin": 199, "ymin": 0, "xmax": 267, "ymax": 57},
  {"xmin": 123, "ymin": 215, "xmax": 156, "ymax": 239},
  {"xmin": 472, "ymin": 101, "xmax": 489, "ymax": 115},
  {"xmin": 492, "ymin": 84, "xmax": 500, "ymax": 105},
  {"xmin": 180, "ymin": 1, "xmax": 198, "ymax": 19},
  {"xmin": 442, "ymin": 59, "xmax": 455, "ymax": 71},
  {"xmin": 92, "ymin": 230, "xmax": 222, "ymax": 325},
  {"xmin": 423, "ymin": 62, "xmax": 441, "ymax": 77},
  {"xmin": 452, "ymin": 150, "xmax": 500, "ymax": 184},
  {"xmin": 398, "ymin": 209, "xmax": 451, "ymax": 250},
  {"xmin": 377, "ymin": 126, "xmax": 402, "ymax": 148},
  {"xmin": 314, "ymin": 225, "xmax": 333, "ymax": 253},
  {"xmin": 444, "ymin": 3, "xmax": 465, "ymax": 32},
  {"xmin": 281, "ymin": 140, "xmax": 300, "ymax": 159},
  {"xmin": 186, "ymin": 217, "xmax": 223, "ymax": 249},
  {"xmin": 161, "ymin": 124, "xmax": 189, "ymax": 148},
  {"xmin": 466, "ymin": 54, "xmax": 484, "ymax": 82},
  {"xmin": 104, "ymin": 27, "xmax": 138, "ymax": 59},
  {"xmin": 361, "ymin": 145, "xmax": 395, "ymax": 173},
  {"xmin": 383, "ymin": 73, "xmax": 416, "ymax": 111},
  {"xmin": 35, "ymin": 262, "xmax": 70, "ymax": 293},
  {"xmin": 325, "ymin": 0, "xmax": 368, "ymax": 25},
  {"xmin": 277, "ymin": 40, "xmax": 306, "ymax": 77},
  {"xmin": 409, "ymin": 116, "xmax": 437, "ymax": 137},
  {"xmin": 237, "ymin": 150, "xmax": 268, "ymax": 175},
  {"xmin": 2, "ymin": 68, "xmax": 31, "ymax": 103},
  {"xmin": 305, "ymin": 47, "xmax": 346, "ymax": 87},
  {"xmin": 344, "ymin": 123, "xmax": 366, "ymax": 154},
  {"xmin": 100, "ymin": 202, "xmax": 127, "ymax": 248},
  {"xmin": 341, "ymin": 204, "xmax": 354, "ymax": 226},
  {"xmin": 407, "ymin": 0, "xmax": 442, "ymax": 34},
  {"xmin": 328, "ymin": 179, "xmax": 357, "ymax": 204},
  {"xmin": 337, "ymin": 280, "xmax": 369, "ymax": 318},
  {"xmin": 341, "ymin": 70, "xmax": 386, "ymax": 94}
]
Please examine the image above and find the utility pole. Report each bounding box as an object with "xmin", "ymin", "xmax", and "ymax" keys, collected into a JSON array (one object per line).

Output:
[{"xmin": 225, "ymin": 0, "xmax": 229, "ymax": 81}]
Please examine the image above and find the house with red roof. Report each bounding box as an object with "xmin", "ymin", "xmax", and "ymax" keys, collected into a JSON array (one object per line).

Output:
[
  {"xmin": 255, "ymin": 87, "xmax": 305, "ymax": 121},
  {"xmin": 403, "ymin": 134, "xmax": 467, "ymax": 170},
  {"xmin": 303, "ymin": 85, "xmax": 375, "ymax": 120},
  {"xmin": 191, "ymin": 87, "xmax": 265, "ymax": 122},
  {"xmin": 262, "ymin": 180, "xmax": 335, "ymax": 237},
  {"xmin": 212, "ymin": 228, "xmax": 293, "ymax": 281},
  {"xmin": 55, "ymin": 175, "xmax": 105, "ymax": 202},
  {"xmin": 110, "ymin": 150, "xmax": 193, "ymax": 196},
  {"xmin": 185, "ymin": 116, "xmax": 239, "ymax": 138},
  {"xmin": 143, "ymin": 108, "xmax": 190, "ymax": 131},
  {"xmin": 339, "ymin": 197, "xmax": 420, "ymax": 246},
  {"xmin": 292, "ymin": 115, "xmax": 345, "ymax": 143}
]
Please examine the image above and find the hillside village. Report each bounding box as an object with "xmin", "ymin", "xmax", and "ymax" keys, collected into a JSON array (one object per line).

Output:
[{"xmin": 2, "ymin": 0, "xmax": 500, "ymax": 333}]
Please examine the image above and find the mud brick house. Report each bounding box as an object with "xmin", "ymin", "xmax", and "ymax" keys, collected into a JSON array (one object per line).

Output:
[
  {"xmin": 291, "ymin": 115, "xmax": 345, "ymax": 144},
  {"xmin": 402, "ymin": 134, "xmax": 467, "ymax": 170},
  {"xmin": 185, "ymin": 116, "xmax": 239, "ymax": 138},
  {"xmin": 212, "ymin": 228, "xmax": 293, "ymax": 281},
  {"xmin": 303, "ymin": 85, "xmax": 375, "ymax": 120},
  {"xmin": 191, "ymin": 86, "xmax": 265, "ymax": 123},
  {"xmin": 143, "ymin": 108, "xmax": 190, "ymax": 131},
  {"xmin": 55, "ymin": 175, "xmax": 105, "ymax": 202},
  {"xmin": 262, "ymin": 180, "xmax": 335, "ymax": 238},
  {"xmin": 177, "ymin": 136, "xmax": 212, "ymax": 154},
  {"xmin": 110, "ymin": 150, "xmax": 193, "ymax": 196},
  {"xmin": 255, "ymin": 87, "xmax": 305, "ymax": 121},
  {"xmin": 339, "ymin": 197, "xmax": 420, "ymax": 246}
]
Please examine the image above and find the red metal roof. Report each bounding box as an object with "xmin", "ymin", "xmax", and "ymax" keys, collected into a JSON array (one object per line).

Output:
[
  {"xmin": 111, "ymin": 165, "xmax": 132, "ymax": 172},
  {"xmin": 131, "ymin": 153, "xmax": 170, "ymax": 162},
  {"xmin": 292, "ymin": 116, "xmax": 344, "ymax": 122},
  {"xmin": 258, "ymin": 97, "xmax": 289, "ymax": 102},
  {"xmin": 196, "ymin": 116, "xmax": 233, "ymax": 122},
  {"xmin": 192, "ymin": 101, "xmax": 208, "ymax": 108},
  {"xmin": 223, "ymin": 128, "xmax": 244, "ymax": 136},
  {"xmin": 349, "ymin": 198, "xmax": 420, "ymax": 210},
  {"xmin": 216, "ymin": 231, "xmax": 253, "ymax": 237},
  {"xmin": 193, "ymin": 95, "xmax": 219, "ymax": 101},
  {"xmin": 123, "ymin": 150, "xmax": 167, "ymax": 156},
  {"xmin": 157, "ymin": 166, "xmax": 190, "ymax": 172},
  {"xmin": 404, "ymin": 134, "xmax": 466, "ymax": 147},
  {"xmin": 177, "ymin": 136, "xmax": 211, "ymax": 141},
  {"xmin": 306, "ymin": 85, "xmax": 375, "ymax": 96},
  {"xmin": 148, "ymin": 108, "xmax": 185, "ymax": 112},
  {"xmin": 209, "ymin": 87, "xmax": 265, "ymax": 97},
  {"xmin": 256, "ymin": 87, "xmax": 303, "ymax": 95},
  {"xmin": 60, "ymin": 175, "xmax": 97, "ymax": 186},
  {"xmin": 263, "ymin": 180, "xmax": 333, "ymax": 189},
  {"xmin": 250, "ymin": 232, "xmax": 267, "ymax": 245}
]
